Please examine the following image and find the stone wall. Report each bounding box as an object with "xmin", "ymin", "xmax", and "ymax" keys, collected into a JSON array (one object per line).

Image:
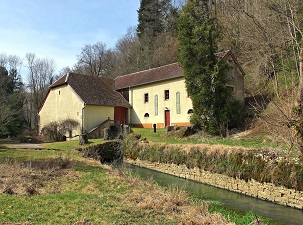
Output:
[{"xmin": 126, "ymin": 159, "xmax": 303, "ymax": 210}]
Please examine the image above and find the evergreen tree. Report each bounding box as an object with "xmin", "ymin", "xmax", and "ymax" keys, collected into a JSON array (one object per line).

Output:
[
  {"xmin": 0, "ymin": 66, "xmax": 25, "ymax": 137},
  {"xmin": 178, "ymin": 0, "xmax": 238, "ymax": 136},
  {"xmin": 136, "ymin": 0, "xmax": 182, "ymax": 70},
  {"xmin": 137, "ymin": 0, "xmax": 164, "ymax": 38}
]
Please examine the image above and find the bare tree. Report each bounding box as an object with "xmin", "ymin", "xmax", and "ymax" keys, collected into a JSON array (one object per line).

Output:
[
  {"xmin": 296, "ymin": 40, "xmax": 303, "ymax": 154},
  {"xmin": 74, "ymin": 42, "xmax": 115, "ymax": 77},
  {"xmin": 0, "ymin": 53, "xmax": 23, "ymax": 75},
  {"xmin": 0, "ymin": 53, "xmax": 8, "ymax": 67},
  {"xmin": 112, "ymin": 27, "xmax": 143, "ymax": 76},
  {"xmin": 25, "ymin": 53, "xmax": 56, "ymax": 132},
  {"xmin": 217, "ymin": 0, "xmax": 302, "ymax": 96},
  {"xmin": 51, "ymin": 66, "xmax": 73, "ymax": 82},
  {"xmin": 218, "ymin": 0, "xmax": 303, "ymax": 154}
]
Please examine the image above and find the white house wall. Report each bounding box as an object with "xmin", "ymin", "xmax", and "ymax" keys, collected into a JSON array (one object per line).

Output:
[
  {"xmin": 129, "ymin": 77, "xmax": 193, "ymax": 128},
  {"xmin": 38, "ymin": 85, "xmax": 84, "ymax": 137},
  {"xmin": 83, "ymin": 105, "xmax": 114, "ymax": 132},
  {"xmin": 39, "ymin": 85, "xmax": 115, "ymax": 139}
]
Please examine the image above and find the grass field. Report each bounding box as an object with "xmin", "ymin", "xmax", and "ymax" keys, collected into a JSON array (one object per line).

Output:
[
  {"xmin": 0, "ymin": 141, "xmax": 234, "ymax": 225},
  {"xmin": 0, "ymin": 138, "xmax": 278, "ymax": 224},
  {"xmin": 131, "ymin": 127, "xmax": 281, "ymax": 148}
]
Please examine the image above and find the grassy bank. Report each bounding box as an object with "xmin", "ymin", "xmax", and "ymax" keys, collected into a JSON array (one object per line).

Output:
[
  {"xmin": 0, "ymin": 141, "xmax": 233, "ymax": 225},
  {"xmin": 131, "ymin": 127, "xmax": 284, "ymax": 149},
  {"xmin": 124, "ymin": 133, "xmax": 303, "ymax": 191}
]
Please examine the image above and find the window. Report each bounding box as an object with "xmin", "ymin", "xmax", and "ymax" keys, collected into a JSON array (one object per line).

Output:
[
  {"xmin": 144, "ymin": 113, "xmax": 149, "ymax": 117},
  {"xmin": 164, "ymin": 90, "xmax": 169, "ymax": 100},
  {"xmin": 176, "ymin": 92, "xmax": 181, "ymax": 114},
  {"xmin": 154, "ymin": 95, "xmax": 158, "ymax": 116},
  {"xmin": 144, "ymin": 93, "xmax": 149, "ymax": 103},
  {"xmin": 59, "ymin": 90, "xmax": 60, "ymax": 95},
  {"xmin": 187, "ymin": 109, "xmax": 193, "ymax": 114}
]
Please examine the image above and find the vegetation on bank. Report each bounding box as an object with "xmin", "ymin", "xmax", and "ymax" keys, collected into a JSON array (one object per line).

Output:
[
  {"xmin": 124, "ymin": 132, "xmax": 303, "ymax": 191},
  {"xmin": 0, "ymin": 140, "xmax": 279, "ymax": 224},
  {"xmin": 0, "ymin": 142, "xmax": 234, "ymax": 225}
]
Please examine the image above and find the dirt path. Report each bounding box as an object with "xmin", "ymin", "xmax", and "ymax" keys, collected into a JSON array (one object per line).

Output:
[{"xmin": 2, "ymin": 143, "xmax": 46, "ymax": 149}]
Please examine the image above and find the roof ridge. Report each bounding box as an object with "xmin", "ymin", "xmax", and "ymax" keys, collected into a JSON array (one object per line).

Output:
[
  {"xmin": 51, "ymin": 73, "xmax": 67, "ymax": 84},
  {"xmin": 115, "ymin": 62, "xmax": 179, "ymax": 80},
  {"xmin": 49, "ymin": 73, "xmax": 68, "ymax": 88}
]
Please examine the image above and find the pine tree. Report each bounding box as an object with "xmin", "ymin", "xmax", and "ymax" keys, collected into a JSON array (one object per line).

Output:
[
  {"xmin": 178, "ymin": 0, "xmax": 238, "ymax": 136},
  {"xmin": 137, "ymin": 0, "xmax": 164, "ymax": 38},
  {"xmin": 0, "ymin": 66, "xmax": 25, "ymax": 137},
  {"xmin": 135, "ymin": 0, "xmax": 183, "ymax": 70}
]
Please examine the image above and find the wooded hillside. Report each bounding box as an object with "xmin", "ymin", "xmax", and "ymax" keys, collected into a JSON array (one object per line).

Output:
[{"xmin": 0, "ymin": 0, "xmax": 302, "ymax": 150}]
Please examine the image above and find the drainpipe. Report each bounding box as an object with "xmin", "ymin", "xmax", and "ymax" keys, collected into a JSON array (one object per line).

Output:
[
  {"xmin": 129, "ymin": 86, "xmax": 132, "ymax": 125},
  {"xmin": 82, "ymin": 103, "xmax": 86, "ymax": 134}
]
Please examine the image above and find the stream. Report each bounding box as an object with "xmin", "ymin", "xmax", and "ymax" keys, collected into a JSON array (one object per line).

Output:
[{"xmin": 126, "ymin": 164, "xmax": 303, "ymax": 225}]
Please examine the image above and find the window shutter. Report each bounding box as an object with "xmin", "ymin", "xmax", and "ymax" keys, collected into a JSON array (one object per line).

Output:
[
  {"xmin": 154, "ymin": 95, "xmax": 158, "ymax": 116},
  {"xmin": 176, "ymin": 92, "xmax": 181, "ymax": 114}
]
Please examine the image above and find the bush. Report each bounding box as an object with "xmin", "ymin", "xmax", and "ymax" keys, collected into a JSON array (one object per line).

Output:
[
  {"xmin": 80, "ymin": 141, "xmax": 123, "ymax": 163},
  {"xmin": 41, "ymin": 119, "xmax": 79, "ymax": 142}
]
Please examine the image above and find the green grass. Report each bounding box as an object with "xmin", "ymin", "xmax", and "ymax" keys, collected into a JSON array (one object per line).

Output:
[
  {"xmin": 0, "ymin": 171, "xmax": 151, "ymax": 224},
  {"xmin": 207, "ymin": 201, "xmax": 282, "ymax": 225},
  {"xmin": 0, "ymin": 147, "xmax": 179, "ymax": 224},
  {"xmin": 43, "ymin": 138, "xmax": 105, "ymax": 151},
  {"xmin": 0, "ymin": 137, "xmax": 281, "ymax": 224},
  {"xmin": 131, "ymin": 127, "xmax": 277, "ymax": 148},
  {"xmin": 0, "ymin": 149, "xmax": 61, "ymax": 162}
]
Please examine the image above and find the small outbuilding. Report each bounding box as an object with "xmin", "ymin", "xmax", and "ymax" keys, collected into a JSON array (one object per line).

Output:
[{"xmin": 38, "ymin": 73, "xmax": 131, "ymax": 139}]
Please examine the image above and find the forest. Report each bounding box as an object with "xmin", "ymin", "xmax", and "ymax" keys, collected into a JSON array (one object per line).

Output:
[{"xmin": 0, "ymin": 0, "xmax": 302, "ymax": 151}]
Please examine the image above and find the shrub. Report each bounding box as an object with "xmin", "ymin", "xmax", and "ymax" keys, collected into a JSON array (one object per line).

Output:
[
  {"xmin": 41, "ymin": 119, "xmax": 79, "ymax": 142},
  {"xmin": 80, "ymin": 141, "xmax": 123, "ymax": 163}
]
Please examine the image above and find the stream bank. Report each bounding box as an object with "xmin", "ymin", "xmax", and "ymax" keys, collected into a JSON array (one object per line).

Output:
[
  {"xmin": 126, "ymin": 161, "xmax": 303, "ymax": 225},
  {"xmin": 126, "ymin": 159, "xmax": 303, "ymax": 210}
]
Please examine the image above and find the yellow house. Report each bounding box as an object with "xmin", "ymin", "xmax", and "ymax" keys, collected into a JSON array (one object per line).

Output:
[
  {"xmin": 114, "ymin": 50, "xmax": 245, "ymax": 128},
  {"xmin": 38, "ymin": 73, "xmax": 130, "ymax": 139},
  {"xmin": 39, "ymin": 50, "xmax": 244, "ymax": 138}
]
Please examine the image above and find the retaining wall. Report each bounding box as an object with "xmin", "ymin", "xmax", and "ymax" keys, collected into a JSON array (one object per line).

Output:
[{"xmin": 126, "ymin": 159, "xmax": 303, "ymax": 210}]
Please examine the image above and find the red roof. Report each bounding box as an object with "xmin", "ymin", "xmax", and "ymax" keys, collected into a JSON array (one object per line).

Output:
[
  {"xmin": 114, "ymin": 51, "xmax": 244, "ymax": 90},
  {"xmin": 114, "ymin": 63, "xmax": 184, "ymax": 90}
]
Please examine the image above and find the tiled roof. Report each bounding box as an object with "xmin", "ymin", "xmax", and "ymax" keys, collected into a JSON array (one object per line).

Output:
[
  {"xmin": 50, "ymin": 74, "xmax": 67, "ymax": 88},
  {"xmin": 50, "ymin": 73, "xmax": 131, "ymax": 108},
  {"xmin": 114, "ymin": 50, "xmax": 245, "ymax": 90},
  {"xmin": 114, "ymin": 63, "xmax": 184, "ymax": 90}
]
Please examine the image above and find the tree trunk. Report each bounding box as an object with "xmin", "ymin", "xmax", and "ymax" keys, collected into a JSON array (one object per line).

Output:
[
  {"xmin": 79, "ymin": 133, "xmax": 88, "ymax": 145},
  {"xmin": 299, "ymin": 41, "xmax": 303, "ymax": 154}
]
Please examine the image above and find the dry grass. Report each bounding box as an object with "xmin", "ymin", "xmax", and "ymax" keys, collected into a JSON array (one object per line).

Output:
[
  {"xmin": 111, "ymin": 167, "xmax": 234, "ymax": 225},
  {"xmin": 0, "ymin": 159, "xmax": 80, "ymax": 196},
  {"xmin": 0, "ymin": 153, "xmax": 233, "ymax": 224}
]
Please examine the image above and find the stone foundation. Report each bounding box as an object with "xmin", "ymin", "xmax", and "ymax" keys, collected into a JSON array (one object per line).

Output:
[{"xmin": 126, "ymin": 159, "xmax": 303, "ymax": 210}]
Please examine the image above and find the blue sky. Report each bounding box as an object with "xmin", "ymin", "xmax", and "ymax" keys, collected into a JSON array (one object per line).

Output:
[{"xmin": 0, "ymin": 0, "xmax": 140, "ymax": 76}]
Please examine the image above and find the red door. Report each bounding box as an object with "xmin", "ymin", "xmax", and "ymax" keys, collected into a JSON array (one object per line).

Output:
[
  {"xmin": 165, "ymin": 110, "xmax": 170, "ymax": 127},
  {"xmin": 114, "ymin": 107, "xmax": 127, "ymax": 124}
]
